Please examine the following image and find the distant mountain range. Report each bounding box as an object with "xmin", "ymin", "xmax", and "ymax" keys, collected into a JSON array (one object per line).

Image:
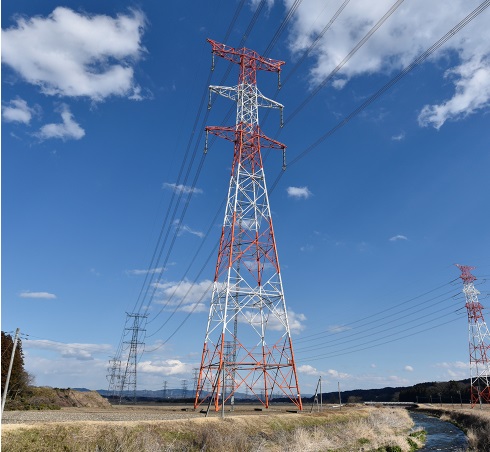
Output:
[{"xmin": 75, "ymin": 378, "xmax": 473, "ymax": 405}]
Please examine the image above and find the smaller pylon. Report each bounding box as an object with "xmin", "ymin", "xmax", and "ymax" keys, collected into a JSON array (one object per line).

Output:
[
  {"xmin": 119, "ymin": 313, "xmax": 148, "ymax": 403},
  {"xmin": 456, "ymin": 264, "xmax": 490, "ymax": 407},
  {"xmin": 106, "ymin": 357, "xmax": 122, "ymax": 398}
]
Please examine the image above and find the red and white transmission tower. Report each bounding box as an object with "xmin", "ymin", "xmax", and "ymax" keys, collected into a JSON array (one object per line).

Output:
[
  {"xmin": 456, "ymin": 264, "xmax": 490, "ymax": 407},
  {"xmin": 194, "ymin": 39, "xmax": 302, "ymax": 411}
]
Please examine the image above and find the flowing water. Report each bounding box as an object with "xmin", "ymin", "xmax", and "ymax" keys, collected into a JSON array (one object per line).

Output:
[{"xmin": 410, "ymin": 411, "xmax": 468, "ymax": 451}]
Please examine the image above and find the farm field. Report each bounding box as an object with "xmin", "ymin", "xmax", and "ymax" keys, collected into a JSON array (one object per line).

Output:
[{"xmin": 2, "ymin": 404, "xmax": 422, "ymax": 451}]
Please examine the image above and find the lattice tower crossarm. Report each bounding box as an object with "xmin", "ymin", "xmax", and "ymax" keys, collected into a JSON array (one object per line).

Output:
[
  {"xmin": 195, "ymin": 39, "xmax": 302, "ymax": 411},
  {"xmin": 456, "ymin": 264, "xmax": 490, "ymax": 406}
]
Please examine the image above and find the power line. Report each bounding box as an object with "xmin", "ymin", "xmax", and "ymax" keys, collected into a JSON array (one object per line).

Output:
[
  {"xmin": 296, "ymin": 279, "xmax": 459, "ymax": 343},
  {"xmin": 296, "ymin": 294, "xmax": 463, "ymax": 354},
  {"xmin": 268, "ymin": 0, "xmax": 490, "ymax": 193},
  {"xmin": 129, "ymin": 0, "xmax": 257, "ymax": 316},
  {"xmin": 283, "ymin": 0, "xmax": 406, "ymax": 127},
  {"xmin": 137, "ymin": 1, "xmax": 490, "ymax": 356},
  {"xmin": 297, "ymin": 316, "xmax": 462, "ymax": 363}
]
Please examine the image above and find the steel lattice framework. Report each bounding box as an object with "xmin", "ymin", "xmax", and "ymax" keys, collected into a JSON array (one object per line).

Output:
[
  {"xmin": 457, "ymin": 264, "xmax": 490, "ymax": 407},
  {"xmin": 194, "ymin": 39, "xmax": 302, "ymax": 411},
  {"xmin": 118, "ymin": 312, "xmax": 147, "ymax": 404}
]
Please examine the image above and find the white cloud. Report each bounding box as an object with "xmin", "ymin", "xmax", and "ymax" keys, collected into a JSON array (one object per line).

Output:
[
  {"xmin": 127, "ymin": 267, "xmax": 165, "ymax": 276},
  {"xmin": 404, "ymin": 365, "xmax": 414, "ymax": 372},
  {"xmin": 154, "ymin": 279, "xmax": 213, "ymax": 313},
  {"xmin": 435, "ymin": 361, "xmax": 469, "ymax": 369},
  {"xmin": 300, "ymin": 244, "xmax": 314, "ymax": 252},
  {"xmin": 325, "ymin": 369, "xmax": 351, "ymax": 379},
  {"xmin": 286, "ymin": 310, "xmax": 307, "ymax": 334},
  {"xmin": 418, "ymin": 56, "xmax": 490, "ymax": 128},
  {"xmin": 391, "ymin": 132, "xmax": 405, "ymax": 141},
  {"xmin": 2, "ymin": 98, "xmax": 35, "ymax": 123},
  {"xmin": 24, "ymin": 339, "xmax": 112, "ymax": 361},
  {"xmin": 287, "ymin": 186, "xmax": 312, "ymax": 199},
  {"xmin": 173, "ymin": 220, "xmax": 204, "ymax": 238},
  {"xmin": 19, "ymin": 291, "xmax": 57, "ymax": 299},
  {"xmin": 162, "ymin": 183, "xmax": 203, "ymax": 195},
  {"xmin": 24, "ymin": 353, "xmax": 109, "ymax": 389},
  {"xmin": 298, "ymin": 364, "xmax": 321, "ymax": 376},
  {"xmin": 389, "ymin": 234, "xmax": 408, "ymax": 242},
  {"xmin": 37, "ymin": 104, "xmax": 85, "ymax": 141},
  {"xmin": 435, "ymin": 361, "xmax": 469, "ymax": 379},
  {"xmin": 326, "ymin": 325, "xmax": 351, "ymax": 334},
  {"xmin": 286, "ymin": 0, "xmax": 490, "ymax": 128},
  {"xmin": 1, "ymin": 7, "xmax": 146, "ymax": 101},
  {"xmin": 138, "ymin": 359, "xmax": 193, "ymax": 376}
]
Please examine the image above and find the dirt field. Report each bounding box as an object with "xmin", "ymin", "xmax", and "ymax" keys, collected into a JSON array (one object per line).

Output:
[
  {"xmin": 1, "ymin": 403, "xmax": 302, "ymax": 430},
  {"xmin": 2, "ymin": 404, "xmax": 421, "ymax": 452}
]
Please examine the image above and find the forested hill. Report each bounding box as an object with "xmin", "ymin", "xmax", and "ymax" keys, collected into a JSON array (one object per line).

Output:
[{"xmin": 312, "ymin": 379, "xmax": 471, "ymax": 404}]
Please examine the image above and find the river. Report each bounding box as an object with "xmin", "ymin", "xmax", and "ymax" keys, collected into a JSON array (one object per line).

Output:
[{"xmin": 410, "ymin": 411, "xmax": 468, "ymax": 451}]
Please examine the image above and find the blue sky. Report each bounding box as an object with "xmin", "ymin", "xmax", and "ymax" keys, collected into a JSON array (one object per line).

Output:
[{"xmin": 2, "ymin": 0, "xmax": 490, "ymax": 396}]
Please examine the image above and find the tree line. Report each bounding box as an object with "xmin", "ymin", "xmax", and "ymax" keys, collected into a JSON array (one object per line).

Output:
[{"xmin": 1, "ymin": 331, "xmax": 32, "ymax": 408}]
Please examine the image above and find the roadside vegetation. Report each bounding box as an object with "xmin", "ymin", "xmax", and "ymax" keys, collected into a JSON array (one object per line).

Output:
[{"xmin": 2, "ymin": 406, "xmax": 424, "ymax": 452}]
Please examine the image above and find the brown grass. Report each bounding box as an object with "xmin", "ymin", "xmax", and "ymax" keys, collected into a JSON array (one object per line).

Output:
[{"xmin": 2, "ymin": 406, "xmax": 420, "ymax": 452}]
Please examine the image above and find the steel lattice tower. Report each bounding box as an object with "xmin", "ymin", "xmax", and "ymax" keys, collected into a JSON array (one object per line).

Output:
[
  {"xmin": 119, "ymin": 312, "xmax": 147, "ymax": 403},
  {"xmin": 106, "ymin": 356, "xmax": 122, "ymax": 398},
  {"xmin": 194, "ymin": 39, "xmax": 302, "ymax": 411},
  {"xmin": 456, "ymin": 264, "xmax": 490, "ymax": 407}
]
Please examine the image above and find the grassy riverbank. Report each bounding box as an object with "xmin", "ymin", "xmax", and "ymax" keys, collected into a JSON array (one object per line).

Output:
[{"xmin": 2, "ymin": 406, "xmax": 422, "ymax": 452}]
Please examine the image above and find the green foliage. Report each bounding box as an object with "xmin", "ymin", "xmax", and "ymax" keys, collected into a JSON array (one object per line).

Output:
[
  {"xmin": 399, "ymin": 380, "xmax": 470, "ymax": 404},
  {"xmin": 1, "ymin": 331, "xmax": 30, "ymax": 405},
  {"xmin": 376, "ymin": 446, "xmax": 402, "ymax": 452}
]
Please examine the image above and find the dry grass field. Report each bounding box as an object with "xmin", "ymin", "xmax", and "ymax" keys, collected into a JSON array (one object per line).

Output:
[{"xmin": 2, "ymin": 404, "xmax": 423, "ymax": 451}]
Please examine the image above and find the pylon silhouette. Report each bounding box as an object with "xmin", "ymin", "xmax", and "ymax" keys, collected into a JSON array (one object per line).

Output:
[{"xmin": 194, "ymin": 39, "xmax": 302, "ymax": 411}]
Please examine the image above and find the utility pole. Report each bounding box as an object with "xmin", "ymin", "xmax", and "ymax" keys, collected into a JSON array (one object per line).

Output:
[
  {"xmin": 338, "ymin": 381, "xmax": 342, "ymax": 411},
  {"xmin": 163, "ymin": 380, "xmax": 168, "ymax": 400},
  {"xmin": 1, "ymin": 328, "xmax": 20, "ymax": 416},
  {"xmin": 319, "ymin": 376, "xmax": 323, "ymax": 411},
  {"xmin": 310, "ymin": 378, "xmax": 321, "ymax": 413},
  {"xmin": 456, "ymin": 265, "xmax": 490, "ymax": 408},
  {"xmin": 194, "ymin": 39, "xmax": 302, "ymax": 412}
]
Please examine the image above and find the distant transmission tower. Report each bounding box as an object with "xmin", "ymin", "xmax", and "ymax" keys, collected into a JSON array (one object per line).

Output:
[
  {"xmin": 181, "ymin": 379, "xmax": 188, "ymax": 399},
  {"xmin": 106, "ymin": 356, "xmax": 122, "ymax": 398},
  {"xmin": 456, "ymin": 264, "xmax": 490, "ymax": 407},
  {"xmin": 194, "ymin": 39, "xmax": 302, "ymax": 411},
  {"xmin": 119, "ymin": 312, "xmax": 147, "ymax": 404}
]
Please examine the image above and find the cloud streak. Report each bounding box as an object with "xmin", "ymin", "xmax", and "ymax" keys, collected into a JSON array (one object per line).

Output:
[
  {"xmin": 24, "ymin": 339, "xmax": 112, "ymax": 360},
  {"xmin": 389, "ymin": 235, "xmax": 408, "ymax": 242},
  {"xmin": 163, "ymin": 183, "xmax": 203, "ymax": 195},
  {"xmin": 19, "ymin": 291, "xmax": 57, "ymax": 299}
]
